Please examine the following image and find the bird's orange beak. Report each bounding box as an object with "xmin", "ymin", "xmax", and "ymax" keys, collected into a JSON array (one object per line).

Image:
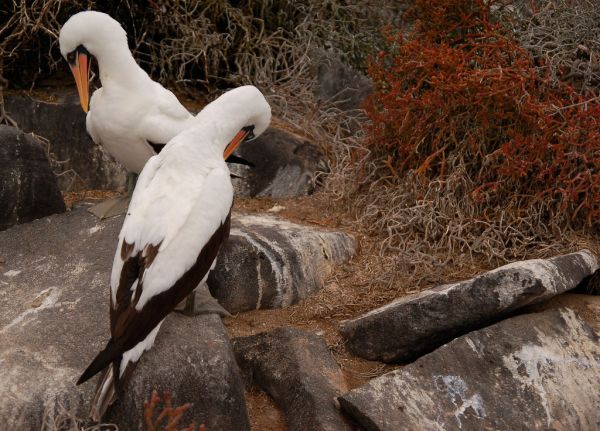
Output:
[
  {"xmin": 69, "ymin": 49, "xmax": 90, "ymax": 113},
  {"xmin": 224, "ymin": 128, "xmax": 253, "ymax": 160}
]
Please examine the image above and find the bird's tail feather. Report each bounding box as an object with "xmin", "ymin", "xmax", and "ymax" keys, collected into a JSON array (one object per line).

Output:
[
  {"xmin": 77, "ymin": 340, "xmax": 120, "ymax": 385},
  {"xmin": 89, "ymin": 359, "xmax": 139, "ymax": 422},
  {"xmin": 89, "ymin": 364, "xmax": 118, "ymax": 422}
]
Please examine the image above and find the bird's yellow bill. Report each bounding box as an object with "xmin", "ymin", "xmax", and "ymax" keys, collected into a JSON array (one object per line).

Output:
[
  {"xmin": 224, "ymin": 129, "xmax": 250, "ymax": 160},
  {"xmin": 69, "ymin": 51, "xmax": 90, "ymax": 113}
]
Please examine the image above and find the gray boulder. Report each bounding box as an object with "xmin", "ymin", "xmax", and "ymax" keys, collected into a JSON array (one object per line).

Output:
[
  {"xmin": 0, "ymin": 209, "xmax": 249, "ymax": 430},
  {"xmin": 208, "ymin": 214, "xmax": 356, "ymax": 313},
  {"xmin": 231, "ymin": 128, "xmax": 327, "ymax": 198},
  {"xmin": 0, "ymin": 125, "xmax": 65, "ymax": 231},
  {"xmin": 340, "ymin": 250, "xmax": 598, "ymax": 362},
  {"xmin": 104, "ymin": 314, "xmax": 250, "ymax": 430},
  {"xmin": 338, "ymin": 308, "xmax": 600, "ymax": 431},
  {"xmin": 4, "ymin": 91, "xmax": 126, "ymax": 191},
  {"xmin": 233, "ymin": 328, "xmax": 353, "ymax": 431}
]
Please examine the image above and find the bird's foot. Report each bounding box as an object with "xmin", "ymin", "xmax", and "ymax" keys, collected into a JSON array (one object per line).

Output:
[
  {"xmin": 87, "ymin": 196, "xmax": 131, "ymax": 219},
  {"xmin": 175, "ymin": 288, "xmax": 231, "ymax": 317}
]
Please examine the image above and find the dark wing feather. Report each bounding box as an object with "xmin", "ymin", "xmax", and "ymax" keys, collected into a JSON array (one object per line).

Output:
[
  {"xmin": 112, "ymin": 209, "xmax": 231, "ymax": 352},
  {"xmin": 77, "ymin": 340, "xmax": 119, "ymax": 385},
  {"xmin": 77, "ymin": 208, "xmax": 232, "ymax": 385},
  {"xmin": 225, "ymin": 154, "xmax": 255, "ymax": 167}
]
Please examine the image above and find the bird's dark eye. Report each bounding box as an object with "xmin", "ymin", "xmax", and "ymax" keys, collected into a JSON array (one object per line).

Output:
[
  {"xmin": 243, "ymin": 125, "xmax": 256, "ymax": 141},
  {"xmin": 66, "ymin": 45, "xmax": 90, "ymax": 65},
  {"xmin": 66, "ymin": 51, "xmax": 76, "ymax": 64},
  {"xmin": 77, "ymin": 44, "xmax": 90, "ymax": 57}
]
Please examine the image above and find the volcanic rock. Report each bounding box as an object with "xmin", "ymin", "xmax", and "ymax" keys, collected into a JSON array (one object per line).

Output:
[
  {"xmin": 233, "ymin": 327, "xmax": 352, "ymax": 431},
  {"xmin": 208, "ymin": 214, "xmax": 356, "ymax": 313},
  {"xmin": 0, "ymin": 125, "xmax": 65, "ymax": 231},
  {"xmin": 340, "ymin": 250, "xmax": 598, "ymax": 362},
  {"xmin": 338, "ymin": 308, "xmax": 600, "ymax": 431}
]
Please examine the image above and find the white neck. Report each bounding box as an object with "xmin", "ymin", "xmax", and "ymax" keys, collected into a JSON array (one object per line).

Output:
[{"xmin": 93, "ymin": 42, "xmax": 150, "ymax": 90}]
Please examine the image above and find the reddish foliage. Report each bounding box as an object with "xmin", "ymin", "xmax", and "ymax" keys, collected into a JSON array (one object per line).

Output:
[
  {"xmin": 364, "ymin": 0, "xmax": 600, "ymax": 226},
  {"xmin": 144, "ymin": 390, "xmax": 206, "ymax": 431}
]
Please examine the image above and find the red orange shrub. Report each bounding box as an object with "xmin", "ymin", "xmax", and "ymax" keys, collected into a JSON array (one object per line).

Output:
[
  {"xmin": 364, "ymin": 0, "xmax": 600, "ymax": 227},
  {"xmin": 144, "ymin": 390, "xmax": 205, "ymax": 431}
]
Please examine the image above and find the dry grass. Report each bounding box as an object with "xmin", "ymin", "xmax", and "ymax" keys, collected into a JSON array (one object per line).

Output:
[
  {"xmin": 41, "ymin": 402, "xmax": 117, "ymax": 431},
  {"xmin": 324, "ymin": 141, "xmax": 600, "ymax": 290},
  {"xmin": 502, "ymin": 0, "xmax": 600, "ymax": 95},
  {"xmin": 320, "ymin": 0, "xmax": 600, "ymax": 289}
]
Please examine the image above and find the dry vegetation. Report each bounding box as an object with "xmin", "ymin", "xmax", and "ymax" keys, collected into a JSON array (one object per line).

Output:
[
  {"xmin": 4, "ymin": 1, "xmax": 600, "ymax": 429},
  {"xmin": 506, "ymin": 0, "xmax": 600, "ymax": 95},
  {"xmin": 325, "ymin": 0, "xmax": 600, "ymax": 289},
  {"xmin": 41, "ymin": 402, "xmax": 116, "ymax": 431}
]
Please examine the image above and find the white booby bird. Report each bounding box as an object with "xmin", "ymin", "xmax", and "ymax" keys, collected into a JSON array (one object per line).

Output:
[
  {"xmin": 59, "ymin": 10, "xmax": 195, "ymax": 174},
  {"xmin": 77, "ymin": 85, "xmax": 271, "ymax": 421},
  {"xmin": 58, "ymin": 11, "xmax": 251, "ymax": 216}
]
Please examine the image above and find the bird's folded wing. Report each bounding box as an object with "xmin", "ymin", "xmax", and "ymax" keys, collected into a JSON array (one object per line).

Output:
[
  {"xmin": 138, "ymin": 84, "xmax": 193, "ymax": 145},
  {"xmin": 108, "ymin": 166, "xmax": 233, "ymax": 352}
]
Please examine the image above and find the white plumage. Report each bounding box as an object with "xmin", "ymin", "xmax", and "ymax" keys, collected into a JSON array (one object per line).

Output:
[
  {"xmin": 59, "ymin": 11, "xmax": 196, "ymax": 174},
  {"xmin": 77, "ymin": 85, "xmax": 271, "ymax": 421}
]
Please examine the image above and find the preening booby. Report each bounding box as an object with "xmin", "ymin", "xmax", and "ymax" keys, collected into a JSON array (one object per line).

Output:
[
  {"xmin": 58, "ymin": 11, "xmax": 251, "ymax": 216},
  {"xmin": 77, "ymin": 85, "xmax": 271, "ymax": 421}
]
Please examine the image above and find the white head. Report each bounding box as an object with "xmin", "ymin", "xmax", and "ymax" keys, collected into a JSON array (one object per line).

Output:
[
  {"xmin": 186, "ymin": 85, "xmax": 272, "ymax": 159},
  {"xmin": 59, "ymin": 11, "xmax": 127, "ymax": 60},
  {"xmin": 59, "ymin": 11, "xmax": 130, "ymax": 112}
]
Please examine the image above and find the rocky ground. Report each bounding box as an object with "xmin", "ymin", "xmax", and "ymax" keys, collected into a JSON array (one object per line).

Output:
[{"xmin": 1, "ymin": 88, "xmax": 600, "ymax": 430}]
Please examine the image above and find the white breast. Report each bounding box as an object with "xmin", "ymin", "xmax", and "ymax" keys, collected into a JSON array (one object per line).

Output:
[{"xmin": 87, "ymin": 83, "xmax": 194, "ymax": 173}]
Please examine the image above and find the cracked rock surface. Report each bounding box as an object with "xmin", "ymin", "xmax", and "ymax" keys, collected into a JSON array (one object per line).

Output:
[
  {"xmin": 339, "ymin": 308, "xmax": 600, "ymax": 431},
  {"xmin": 0, "ymin": 125, "xmax": 65, "ymax": 231}
]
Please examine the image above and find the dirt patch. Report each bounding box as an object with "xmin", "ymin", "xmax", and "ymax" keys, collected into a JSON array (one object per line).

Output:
[{"xmin": 245, "ymin": 388, "xmax": 286, "ymax": 431}]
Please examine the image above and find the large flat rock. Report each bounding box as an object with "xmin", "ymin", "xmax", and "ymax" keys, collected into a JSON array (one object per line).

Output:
[
  {"xmin": 233, "ymin": 328, "xmax": 352, "ymax": 431},
  {"xmin": 340, "ymin": 250, "xmax": 598, "ymax": 362},
  {"xmin": 0, "ymin": 209, "xmax": 249, "ymax": 429},
  {"xmin": 208, "ymin": 214, "xmax": 356, "ymax": 313},
  {"xmin": 0, "ymin": 125, "xmax": 65, "ymax": 231},
  {"xmin": 338, "ymin": 308, "xmax": 600, "ymax": 431}
]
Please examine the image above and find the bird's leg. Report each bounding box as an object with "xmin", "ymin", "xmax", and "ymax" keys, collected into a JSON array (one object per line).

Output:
[
  {"xmin": 176, "ymin": 282, "xmax": 231, "ymax": 317},
  {"xmin": 183, "ymin": 291, "xmax": 196, "ymax": 315}
]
